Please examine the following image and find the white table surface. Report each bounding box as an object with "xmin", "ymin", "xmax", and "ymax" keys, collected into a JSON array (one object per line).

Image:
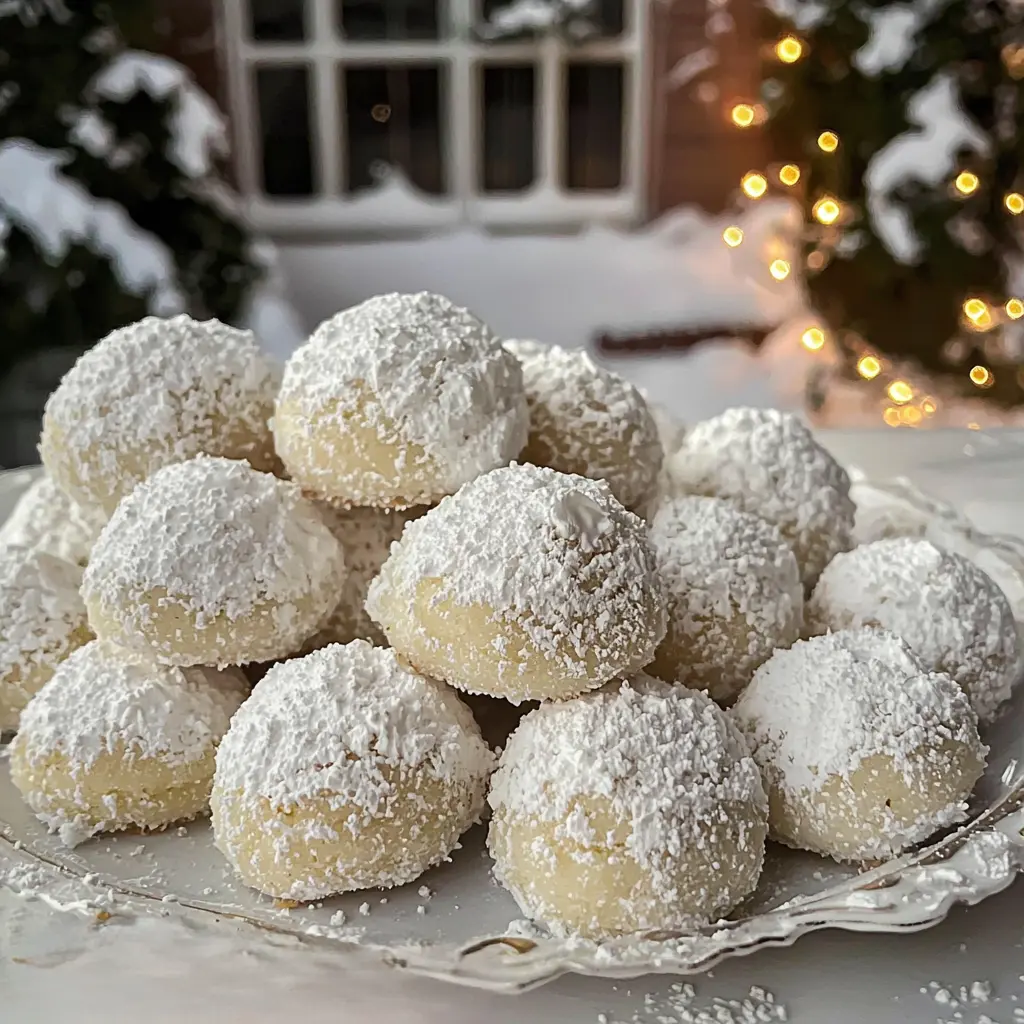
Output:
[{"xmin": 4, "ymin": 429, "xmax": 1024, "ymax": 1024}]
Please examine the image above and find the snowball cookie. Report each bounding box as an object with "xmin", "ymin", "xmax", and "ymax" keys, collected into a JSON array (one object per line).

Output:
[
  {"xmin": 304, "ymin": 504, "xmax": 422, "ymax": 650},
  {"xmin": 366, "ymin": 464, "xmax": 667, "ymax": 702},
  {"xmin": 9, "ymin": 641, "xmax": 248, "ymax": 847},
  {"xmin": 82, "ymin": 457, "xmax": 346, "ymax": 668},
  {"xmin": 274, "ymin": 292, "xmax": 528, "ymax": 508},
  {"xmin": 666, "ymin": 407, "xmax": 854, "ymax": 589},
  {"xmin": 503, "ymin": 340, "xmax": 662, "ymax": 510},
  {"xmin": 806, "ymin": 538, "xmax": 1018, "ymax": 723},
  {"xmin": 0, "ymin": 473, "xmax": 105, "ymax": 565},
  {"xmin": 488, "ymin": 674, "xmax": 768, "ymax": 938},
  {"xmin": 40, "ymin": 314, "xmax": 279, "ymax": 514},
  {"xmin": 0, "ymin": 544, "xmax": 92, "ymax": 732},
  {"xmin": 211, "ymin": 641, "xmax": 494, "ymax": 899},
  {"xmin": 732, "ymin": 628, "xmax": 987, "ymax": 862},
  {"xmin": 647, "ymin": 496, "xmax": 803, "ymax": 706}
]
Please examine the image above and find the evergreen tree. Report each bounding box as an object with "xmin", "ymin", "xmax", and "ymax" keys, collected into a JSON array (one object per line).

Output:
[
  {"xmin": 761, "ymin": 0, "xmax": 1024, "ymax": 415},
  {"xmin": 0, "ymin": 0, "xmax": 262, "ymax": 387}
]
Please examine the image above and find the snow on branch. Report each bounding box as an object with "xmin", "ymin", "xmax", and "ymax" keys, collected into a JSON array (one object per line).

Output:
[
  {"xmin": 475, "ymin": 0, "xmax": 601, "ymax": 42},
  {"xmin": 0, "ymin": 139, "xmax": 186, "ymax": 313},
  {"xmin": 88, "ymin": 51, "xmax": 229, "ymax": 178}
]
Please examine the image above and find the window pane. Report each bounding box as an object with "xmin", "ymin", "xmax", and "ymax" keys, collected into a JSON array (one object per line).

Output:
[
  {"xmin": 337, "ymin": 0, "xmax": 439, "ymax": 40},
  {"xmin": 595, "ymin": 0, "xmax": 625, "ymax": 37},
  {"xmin": 563, "ymin": 62, "xmax": 625, "ymax": 191},
  {"xmin": 343, "ymin": 66, "xmax": 446, "ymax": 195},
  {"xmin": 248, "ymin": 0, "xmax": 306, "ymax": 41},
  {"xmin": 255, "ymin": 66, "xmax": 315, "ymax": 196},
  {"xmin": 480, "ymin": 65, "xmax": 536, "ymax": 193}
]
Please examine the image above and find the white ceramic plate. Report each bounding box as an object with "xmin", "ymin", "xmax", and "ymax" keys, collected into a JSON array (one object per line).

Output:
[{"xmin": 1, "ymin": 466, "xmax": 1023, "ymax": 993}]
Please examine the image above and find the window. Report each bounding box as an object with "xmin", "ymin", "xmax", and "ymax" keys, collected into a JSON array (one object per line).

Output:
[{"xmin": 220, "ymin": 0, "xmax": 646, "ymax": 232}]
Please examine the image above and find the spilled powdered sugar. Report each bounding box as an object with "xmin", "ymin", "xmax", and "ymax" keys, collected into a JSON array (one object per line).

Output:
[
  {"xmin": 503, "ymin": 340, "xmax": 663, "ymax": 509},
  {"xmin": 365, "ymin": 463, "xmax": 666, "ymax": 677},
  {"xmin": 277, "ymin": 292, "xmax": 528, "ymax": 493},
  {"xmin": 13, "ymin": 641, "xmax": 247, "ymax": 772},
  {"xmin": 807, "ymin": 537, "xmax": 1018, "ymax": 723},
  {"xmin": 732, "ymin": 628, "xmax": 987, "ymax": 858},
  {"xmin": 83, "ymin": 456, "xmax": 345, "ymax": 626},
  {"xmin": 488, "ymin": 675, "xmax": 767, "ymax": 932},
  {"xmin": 647, "ymin": 495, "xmax": 803, "ymax": 703},
  {"xmin": 41, "ymin": 314, "xmax": 280, "ymax": 509},
  {"xmin": 213, "ymin": 641, "xmax": 494, "ymax": 814},
  {"xmin": 0, "ymin": 544, "xmax": 89, "ymax": 714},
  {"xmin": 665, "ymin": 407, "xmax": 854, "ymax": 588},
  {"xmin": 0, "ymin": 473, "xmax": 106, "ymax": 565}
]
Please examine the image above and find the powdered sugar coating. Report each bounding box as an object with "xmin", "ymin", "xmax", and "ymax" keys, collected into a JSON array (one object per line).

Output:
[
  {"xmin": 365, "ymin": 463, "xmax": 666, "ymax": 696},
  {"xmin": 665, "ymin": 407, "xmax": 854, "ymax": 588},
  {"xmin": 41, "ymin": 314, "xmax": 280, "ymax": 512},
  {"xmin": 211, "ymin": 642, "xmax": 494, "ymax": 897},
  {"xmin": 0, "ymin": 544, "xmax": 91, "ymax": 730},
  {"xmin": 647, "ymin": 496, "xmax": 803, "ymax": 704},
  {"xmin": 275, "ymin": 292, "xmax": 528, "ymax": 502},
  {"xmin": 503, "ymin": 340, "xmax": 662, "ymax": 509},
  {"xmin": 488, "ymin": 674, "xmax": 768, "ymax": 935},
  {"xmin": 0, "ymin": 474, "xmax": 105, "ymax": 565},
  {"xmin": 806, "ymin": 538, "xmax": 1018, "ymax": 723},
  {"xmin": 82, "ymin": 457, "xmax": 346, "ymax": 665},
  {"xmin": 13, "ymin": 641, "xmax": 247, "ymax": 772},
  {"xmin": 732, "ymin": 628, "xmax": 986, "ymax": 860}
]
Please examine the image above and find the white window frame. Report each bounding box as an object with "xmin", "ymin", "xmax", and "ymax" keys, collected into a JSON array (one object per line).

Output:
[{"xmin": 218, "ymin": 0, "xmax": 649, "ymax": 235}]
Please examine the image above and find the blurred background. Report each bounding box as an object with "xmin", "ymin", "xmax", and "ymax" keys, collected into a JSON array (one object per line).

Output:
[{"xmin": 1, "ymin": 0, "xmax": 1023, "ymax": 468}]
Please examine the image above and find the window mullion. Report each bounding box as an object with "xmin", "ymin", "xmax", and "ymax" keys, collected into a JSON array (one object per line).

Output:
[
  {"xmin": 310, "ymin": 0, "xmax": 342, "ymax": 195},
  {"xmin": 449, "ymin": 50, "xmax": 475, "ymax": 212},
  {"xmin": 219, "ymin": 0, "xmax": 259, "ymax": 195},
  {"xmin": 538, "ymin": 36, "xmax": 561, "ymax": 195}
]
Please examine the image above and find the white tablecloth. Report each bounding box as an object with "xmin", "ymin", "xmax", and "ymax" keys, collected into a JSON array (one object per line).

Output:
[{"xmin": 4, "ymin": 429, "xmax": 1024, "ymax": 1024}]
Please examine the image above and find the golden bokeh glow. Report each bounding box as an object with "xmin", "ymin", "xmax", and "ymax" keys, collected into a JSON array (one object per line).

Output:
[
  {"xmin": 954, "ymin": 171, "xmax": 980, "ymax": 195},
  {"xmin": 731, "ymin": 104, "xmax": 756, "ymax": 127},
  {"xmin": 779, "ymin": 164, "xmax": 801, "ymax": 186},
  {"xmin": 857, "ymin": 355, "xmax": 881, "ymax": 379},
  {"xmin": 741, "ymin": 172, "xmax": 768, "ymax": 199},
  {"xmin": 887, "ymin": 380, "xmax": 914, "ymax": 404},
  {"xmin": 883, "ymin": 407, "xmax": 902, "ymax": 427},
  {"xmin": 1005, "ymin": 192, "xmax": 1024, "ymax": 215},
  {"xmin": 900, "ymin": 406, "xmax": 923, "ymax": 426},
  {"xmin": 817, "ymin": 132, "xmax": 839, "ymax": 152},
  {"xmin": 723, "ymin": 225, "xmax": 744, "ymax": 247},
  {"xmin": 813, "ymin": 197, "xmax": 841, "ymax": 225},
  {"xmin": 962, "ymin": 297, "xmax": 993, "ymax": 329},
  {"xmin": 1007, "ymin": 298, "xmax": 1024, "ymax": 319},
  {"xmin": 970, "ymin": 365, "xmax": 993, "ymax": 387},
  {"xmin": 801, "ymin": 327, "xmax": 826, "ymax": 351},
  {"xmin": 921, "ymin": 397, "xmax": 937, "ymax": 415},
  {"xmin": 776, "ymin": 36, "xmax": 803, "ymax": 62},
  {"xmin": 769, "ymin": 259, "xmax": 791, "ymax": 281}
]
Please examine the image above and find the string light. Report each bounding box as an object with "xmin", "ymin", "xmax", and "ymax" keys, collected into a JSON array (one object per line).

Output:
[
  {"xmin": 778, "ymin": 164, "xmax": 801, "ymax": 186},
  {"xmin": 887, "ymin": 380, "xmax": 914, "ymax": 403},
  {"xmin": 954, "ymin": 171, "xmax": 980, "ymax": 196},
  {"xmin": 813, "ymin": 197, "xmax": 841, "ymax": 225},
  {"xmin": 731, "ymin": 104, "xmax": 756, "ymax": 127},
  {"xmin": 776, "ymin": 36, "xmax": 803, "ymax": 63},
  {"xmin": 970, "ymin": 365, "xmax": 994, "ymax": 387},
  {"xmin": 741, "ymin": 172, "xmax": 768, "ymax": 199},
  {"xmin": 921, "ymin": 396, "xmax": 938, "ymax": 415},
  {"xmin": 1005, "ymin": 192, "xmax": 1024, "ymax": 215},
  {"xmin": 900, "ymin": 405, "xmax": 923, "ymax": 425},
  {"xmin": 882, "ymin": 407, "xmax": 902, "ymax": 427},
  {"xmin": 963, "ymin": 297, "xmax": 993, "ymax": 330},
  {"xmin": 817, "ymin": 132, "xmax": 839, "ymax": 152},
  {"xmin": 1007, "ymin": 298, "xmax": 1024, "ymax": 319},
  {"xmin": 769, "ymin": 259, "xmax": 791, "ymax": 280},
  {"xmin": 857, "ymin": 355, "xmax": 881, "ymax": 379},
  {"xmin": 722, "ymin": 226, "xmax": 744, "ymax": 247},
  {"xmin": 801, "ymin": 327, "xmax": 826, "ymax": 351}
]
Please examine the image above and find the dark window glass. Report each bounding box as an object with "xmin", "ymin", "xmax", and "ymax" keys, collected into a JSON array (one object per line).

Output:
[
  {"xmin": 255, "ymin": 66, "xmax": 315, "ymax": 196},
  {"xmin": 337, "ymin": 0, "xmax": 439, "ymax": 40},
  {"xmin": 480, "ymin": 65, "xmax": 536, "ymax": 193},
  {"xmin": 595, "ymin": 0, "xmax": 625, "ymax": 37},
  {"xmin": 563, "ymin": 62, "xmax": 625, "ymax": 191},
  {"xmin": 248, "ymin": 0, "xmax": 306, "ymax": 41},
  {"xmin": 343, "ymin": 65, "xmax": 446, "ymax": 195}
]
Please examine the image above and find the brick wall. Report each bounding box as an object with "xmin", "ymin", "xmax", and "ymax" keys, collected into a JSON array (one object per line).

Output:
[{"xmin": 647, "ymin": 0, "xmax": 767, "ymax": 215}]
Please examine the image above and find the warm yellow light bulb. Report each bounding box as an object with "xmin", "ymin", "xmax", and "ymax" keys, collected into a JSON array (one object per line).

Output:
[
  {"xmin": 882, "ymin": 407, "xmax": 902, "ymax": 427},
  {"xmin": 769, "ymin": 259, "xmax": 791, "ymax": 281},
  {"xmin": 801, "ymin": 327, "xmax": 826, "ymax": 351},
  {"xmin": 1007, "ymin": 298, "xmax": 1024, "ymax": 319},
  {"xmin": 963, "ymin": 297, "xmax": 993, "ymax": 329},
  {"xmin": 857, "ymin": 355, "xmax": 881, "ymax": 379},
  {"xmin": 954, "ymin": 171, "xmax": 980, "ymax": 196},
  {"xmin": 778, "ymin": 164, "xmax": 801, "ymax": 186},
  {"xmin": 970, "ymin": 365, "xmax": 993, "ymax": 387},
  {"xmin": 776, "ymin": 36, "xmax": 803, "ymax": 63},
  {"xmin": 1005, "ymin": 192, "xmax": 1024, "ymax": 215},
  {"xmin": 741, "ymin": 172, "xmax": 768, "ymax": 199},
  {"xmin": 813, "ymin": 197, "xmax": 841, "ymax": 225},
  {"xmin": 921, "ymin": 396, "xmax": 937, "ymax": 415},
  {"xmin": 722, "ymin": 225, "xmax": 744, "ymax": 247},
  {"xmin": 900, "ymin": 405, "xmax": 923, "ymax": 426},
  {"xmin": 731, "ymin": 104, "xmax": 756, "ymax": 128},
  {"xmin": 817, "ymin": 132, "xmax": 839, "ymax": 152},
  {"xmin": 887, "ymin": 380, "xmax": 913, "ymax": 404}
]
